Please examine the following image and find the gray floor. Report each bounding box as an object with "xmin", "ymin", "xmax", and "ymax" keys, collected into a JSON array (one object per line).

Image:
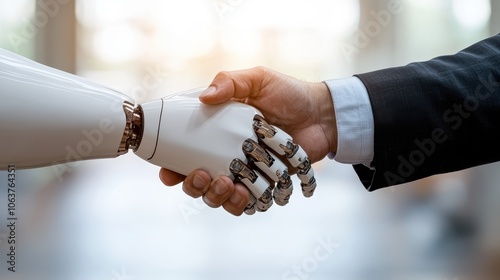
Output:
[{"xmin": 0, "ymin": 153, "xmax": 499, "ymax": 280}]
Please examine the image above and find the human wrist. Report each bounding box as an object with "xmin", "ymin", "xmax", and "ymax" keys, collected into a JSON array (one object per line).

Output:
[{"xmin": 310, "ymin": 81, "xmax": 337, "ymax": 157}]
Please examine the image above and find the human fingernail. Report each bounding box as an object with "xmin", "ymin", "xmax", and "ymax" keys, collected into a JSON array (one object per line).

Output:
[
  {"xmin": 201, "ymin": 86, "xmax": 216, "ymax": 97},
  {"xmin": 214, "ymin": 178, "xmax": 228, "ymax": 195},
  {"xmin": 193, "ymin": 174, "xmax": 207, "ymax": 190},
  {"xmin": 230, "ymin": 192, "xmax": 242, "ymax": 204}
]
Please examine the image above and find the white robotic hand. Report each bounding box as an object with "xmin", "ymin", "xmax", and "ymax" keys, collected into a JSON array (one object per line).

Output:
[
  {"xmin": 0, "ymin": 48, "xmax": 317, "ymax": 214},
  {"xmin": 135, "ymin": 89, "xmax": 317, "ymax": 214}
]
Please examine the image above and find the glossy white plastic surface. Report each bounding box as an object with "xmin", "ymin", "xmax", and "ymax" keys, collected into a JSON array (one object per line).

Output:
[
  {"xmin": 134, "ymin": 99, "xmax": 163, "ymax": 161},
  {"xmin": 136, "ymin": 89, "xmax": 261, "ymax": 182},
  {"xmin": 261, "ymin": 128, "xmax": 291, "ymax": 156},
  {"xmin": 288, "ymin": 145, "xmax": 307, "ymax": 167},
  {"xmin": 0, "ymin": 49, "xmax": 132, "ymax": 169},
  {"xmin": 254, "ymin": 157, "xmax": 286, "ymax": 182},
  {"xmin": 241, "ymin": 171, "xmax": 270, "ymax": 199}
]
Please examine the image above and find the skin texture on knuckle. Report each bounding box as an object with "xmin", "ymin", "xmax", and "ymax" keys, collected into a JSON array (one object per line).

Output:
[
  {"xmin": 223, "ymin": 185, "xmax": 250, "ymax": 216},
  {"xmin": 202, "ymin": 195, "xmax": 220, "ymax": 208},
  {"xmin": 215, "ymin": 70, "xmax": 232, "ymax": 82}
]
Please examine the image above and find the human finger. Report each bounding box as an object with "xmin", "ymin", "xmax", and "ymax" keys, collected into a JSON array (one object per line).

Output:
[
  {"xmin": 199, "ymin": 66, "xmax": 270, "ymax": 105},
  {"xmin": 202, "ymin": 176, "xmax": 235, "ymax": 208},
  {"xmin": 159, "ymin": 168, "xmax": 186, "ymax": 186},
  {"xmin": 181, "ymin": 169, "xmax": 211, "ymax": 198},
  {"xmin": 222, "ymin": 182, "xmax": 251, "ymax": 216}
]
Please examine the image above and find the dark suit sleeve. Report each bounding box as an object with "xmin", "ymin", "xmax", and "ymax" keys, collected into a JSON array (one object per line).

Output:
[{"xmin": 354, "ymin": 34, "xmax": 500, "ymax": 191}]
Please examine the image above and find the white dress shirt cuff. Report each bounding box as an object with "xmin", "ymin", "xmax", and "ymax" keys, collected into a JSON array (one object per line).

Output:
[{"xmin": 324, "ymin": 77, "xmax": 374, "ymax": 166}]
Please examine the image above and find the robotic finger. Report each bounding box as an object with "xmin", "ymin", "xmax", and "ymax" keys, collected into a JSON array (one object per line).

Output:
[
  {"xmin": 252, "ymin": 116, "xmax": 317, "ymax": 198},
  {"xmin": 241, "ymin": 139, "xmax": 293, "ymax": 206},
  {"xmin": 229, "ymin": 159, "xmax": 273, "ymax": 213},
  {"xmin": 229, "ymin": 115, "xmax": 317, "ymax": 212}
]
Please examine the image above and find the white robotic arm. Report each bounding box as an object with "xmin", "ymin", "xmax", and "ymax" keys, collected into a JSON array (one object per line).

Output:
[{"xmin": 0, "ymin": 49, "xmax": 316, "ymax": 214}]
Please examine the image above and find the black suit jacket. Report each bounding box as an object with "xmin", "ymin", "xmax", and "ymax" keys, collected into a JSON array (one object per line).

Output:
[{"xmin": 354, "ymin": 34, "xmax": 500, "ymax": 191}]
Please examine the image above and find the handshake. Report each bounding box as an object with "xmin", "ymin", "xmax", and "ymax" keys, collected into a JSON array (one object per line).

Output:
[
  {"xmin": 157, "ymin": 68, "xmax": 336, "ymax": 216},
  {"xmin": 0, "ymin": 48, "xmax": 336, "ymax": 217},
  {"xmin": 146, "ymin": 87, "xmax": 317, "ymax": 215}
]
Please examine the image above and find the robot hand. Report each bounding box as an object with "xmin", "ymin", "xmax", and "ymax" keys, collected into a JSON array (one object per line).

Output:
[
  {"xmin": 135, "ymin": 89, "xmax": 317, "ymax": 214},
  {"xmin": 0, "ymin": 48, "xmax": 316, "ymax": 214}
]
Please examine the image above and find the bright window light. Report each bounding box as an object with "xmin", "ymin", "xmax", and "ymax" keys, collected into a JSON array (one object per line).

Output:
[
  {"xmin": 452, "ymin": 0, "xmax": 491, "ymax": 30},
  {"xmin": 0, "ymin": 0, "xmax": 34, "ymax": 24},
  {"xmin": 93, "ymin": 23, "xmax": 145, "ymax": 63}
]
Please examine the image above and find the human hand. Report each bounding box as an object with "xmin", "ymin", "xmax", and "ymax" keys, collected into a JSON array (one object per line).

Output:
[{"xmin": 159, "ymin": 67, "xmax": 337, "ymax": 215}]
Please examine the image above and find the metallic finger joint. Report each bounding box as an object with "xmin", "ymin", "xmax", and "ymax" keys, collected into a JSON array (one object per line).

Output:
[
  {"xmin": 253, "ymin": 116, "xmax": 276, "ymax": 139},
  {"xmin": 230, "ymin": 159, "xmax": 257, "ymax": 183},
  {"xmin": 242, "ymin": 139, "xmax": 274, "ymax": 167}
]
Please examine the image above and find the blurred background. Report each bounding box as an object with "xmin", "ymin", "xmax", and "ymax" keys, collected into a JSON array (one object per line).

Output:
[{"xmin": 0, "ymin": 0, "xmax": 499, "ymax": 279}]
